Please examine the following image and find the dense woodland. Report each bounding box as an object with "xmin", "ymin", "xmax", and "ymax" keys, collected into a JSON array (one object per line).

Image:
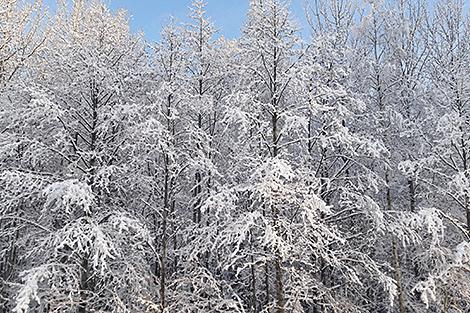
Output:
[{"xmin": 0, "ymin": 0, "xmax": 469, "ymax": 312}]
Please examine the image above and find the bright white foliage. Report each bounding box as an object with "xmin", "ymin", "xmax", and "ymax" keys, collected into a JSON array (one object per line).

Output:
[
  {"xmin": 43, "ymin": 179, "xmax": 95, "ymax": 214},
  {"xmin": 0, "ymin": 0, "xmax": 469, "ymax": 312}
]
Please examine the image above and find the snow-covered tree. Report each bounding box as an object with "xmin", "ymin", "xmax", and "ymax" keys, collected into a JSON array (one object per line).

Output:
[
  {"xmin": 408, "ymin": 0, "xmax": 470, "ymax": 310},
  {"xmin": 0, "ymin": 0, "xmax": 46, "ymax": 310},
  {"xmin": 0, "ymin": 0, "xmax": 45, "ymax": 85},
  {"xmin": 1, "ymin": 1, "xmax": 156, "ymax": 312}
]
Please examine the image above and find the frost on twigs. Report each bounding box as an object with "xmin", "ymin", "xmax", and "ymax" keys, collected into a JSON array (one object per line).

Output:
[
  {"xmin": 167, "ymin": 266, "xmax": 245, "ymax": 313},
  {"xmin": 387, "ymin": 207, "xmax": 445, "ymax": 248},
  {"xmin": 2, "ymin": 0, "xmax": 470, "ymax": 311},
  {"xmin": 13, "ymin": 266, "xmax": 51, "ymax": 313},
  {"xmin": 52, "ymin": 220, "xmax": 117, "ymax": 274},
  {"xmin": 12, "ymin": 212, "xmax": 154, "ymax": 312},
  {"xmin": 412, "ymin": 278, "xmax": 437, "ymax": 308},
  {"xmin": 413, "ymin": 241, "xmax": 470, "ymax": 308},
  {"xmin": 42, "ymin": 179, "xmax": 95, "ymax": 215}
]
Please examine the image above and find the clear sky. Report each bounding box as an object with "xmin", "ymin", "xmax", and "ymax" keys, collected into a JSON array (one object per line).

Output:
[
  {"xmin": 42, "ymin": 0, "xmax": 309, "ymax": 42},
  {"xmin": 40, "ymin": 0, "xmax": 470, "ymax": 42}
]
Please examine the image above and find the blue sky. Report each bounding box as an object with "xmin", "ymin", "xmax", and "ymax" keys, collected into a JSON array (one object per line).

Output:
[
  {"xmin": 40, "ymin": 1, "xmax": 470, "ymax": 42},
  {"xmin": 43, "ymin": 0, "xmax": 309, "ymax": 41}
]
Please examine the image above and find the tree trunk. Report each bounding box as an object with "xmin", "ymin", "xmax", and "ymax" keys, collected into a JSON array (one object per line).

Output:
[
  {"xmin": 387, "ymin": 169, "xmax": 405, "ymax": 313},
  {"xmin": 408, "ymin": 178, "xmax": 415, "ymax": 212},
  {"xmin": 160, "ymin": 155, "xmax": 170, "ymax": 312},
  {"xmin": 392, "ymin": 239, "xmax": 406, "ymax": 313},
  {"xmin": 251, "ymin": 258, "xmax": 257, "ymax": 313},
  {"xmin": 274, "ymin": 255, "xmax": 285, "ymax": 313},
  {"xmin": 78, "ymin": 258, "xmax": 89, "ymax": 313}
]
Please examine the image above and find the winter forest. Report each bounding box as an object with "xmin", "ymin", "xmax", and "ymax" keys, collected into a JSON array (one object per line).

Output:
[{"xmin": 0, "ymin": 0, "xmax": 469, "ymax": 312}]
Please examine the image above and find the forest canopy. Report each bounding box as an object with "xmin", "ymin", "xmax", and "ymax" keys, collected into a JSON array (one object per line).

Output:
[{"xmin": 0, "ymin": 0, "xmax": 469, "ymax": 312}]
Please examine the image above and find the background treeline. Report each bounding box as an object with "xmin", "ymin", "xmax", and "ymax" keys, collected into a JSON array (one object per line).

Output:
[{"xmin": 0, "ymin": 0, "xmax": 469, "ymax": 312}]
